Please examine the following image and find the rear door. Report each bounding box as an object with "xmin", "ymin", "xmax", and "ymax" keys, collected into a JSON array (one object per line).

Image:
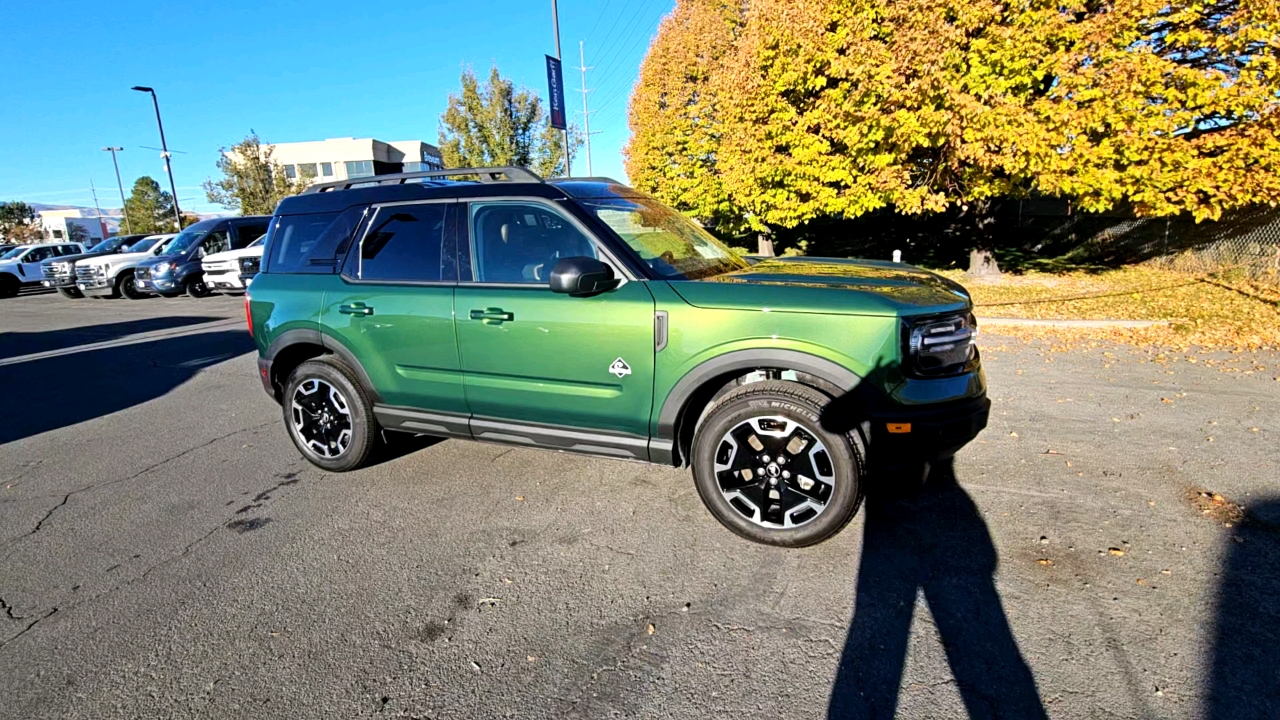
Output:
[
  {"xmin": 453, "ymin": 199, "xmax": 656, "ymax": 445},
  {"xmin": 319, "ymin": 199, "xmax": 467, "ymax": 431}
]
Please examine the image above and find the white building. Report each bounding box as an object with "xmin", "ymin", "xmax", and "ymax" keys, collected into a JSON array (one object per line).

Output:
[
  {"xmin": 265, "ymin": 138, "xmax": 444, "ymax": 185},
  {"xmin": 38, "ymin": 208, "xmax": 115, "ymax": 242}
]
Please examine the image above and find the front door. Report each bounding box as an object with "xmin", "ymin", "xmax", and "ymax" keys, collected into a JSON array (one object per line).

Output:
[
  {"xmin": 319, "ymin": 200, "xmax": 466, "ymax": 426},
  {"xmin": 454, "ymin": 200, "xmax": 656, "ymax": 445},
  {"xmin": 18, "ymin": 246, "xmax": 56, "ymax": 281}
]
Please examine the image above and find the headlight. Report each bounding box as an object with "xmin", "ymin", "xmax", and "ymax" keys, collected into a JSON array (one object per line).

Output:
[
  {"xmin": 905, "ymin": 313, "xmax": 977, "ymax": 375},
  {"xmin": 154, "ymin": 262, "xmax": 172, "ymax": 274}
]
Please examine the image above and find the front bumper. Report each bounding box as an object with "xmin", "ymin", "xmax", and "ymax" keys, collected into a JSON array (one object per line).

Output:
[
  {"xmin": 42, "ymin": 277, "xmax": 75, "ymax": 289},
  {"xmin": 135, "ymin": 274, "xmax": 176, "ymax": 293},
  {"xmin": 206, "ymin": 272, "xmax": 244, "ymax": 292},
  {"xmin": 868, "ymin": 396, "xmax": 990, "ymax": 459}
]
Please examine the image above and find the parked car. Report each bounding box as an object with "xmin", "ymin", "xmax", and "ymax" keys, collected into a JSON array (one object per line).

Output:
[
  {"xmin": 40, "ymin": 234, "xmax": 149, "ymax": 298},
  {"xmin": 76, "ymin": 234, "xmax": 177, "ymax": 299},
  {"xmin": 238, "ymin": 252, "xmax": 262, "ymax": 288},
  {"xmin": 0, "ymin": 243, "xmax": 88, "ymax": 298},
  {"xmin": 201, "ymin": 235, "xmax": 265, "ymax": 294},
  {"xmin": 135, "ymin": 216, "xmax": 270, "ymax": 298},
  {"xmin": 247, "ymin": 166, "xmax": 990, "ymax": 547}
]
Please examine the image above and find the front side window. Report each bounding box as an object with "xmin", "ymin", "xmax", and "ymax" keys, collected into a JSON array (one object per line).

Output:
[
  {"xmin": 345, "ymin": 160, "xmax": 374, "ymax": 178},
  {"xmin": 581, "ymin": 196, "xmax": 747, "ymax": 280},
  {"xmin": 25, "ymin": 247, "xmax": 54, "ymax": 263},
  {"xmin": 200, "ymin": 231, "xmax": 230, "ymax": 256},
  {"xmin": 358, "ymin": 203, "xmax": 447, "ymax": 282},
  {"xmin": 469, "ymin": 202, "xmax": 597, "ymax": 284}
]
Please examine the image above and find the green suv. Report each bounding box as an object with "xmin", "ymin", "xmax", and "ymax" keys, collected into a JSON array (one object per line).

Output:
[{"xmin": 248, "ymin": 167, "xmax": 988, "ymax": 546}]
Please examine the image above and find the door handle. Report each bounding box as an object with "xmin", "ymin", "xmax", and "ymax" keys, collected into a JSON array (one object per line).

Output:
[
  {"xmin": 469, "ymin": 307, "xmax": 514, "ymax": 324},
  {"xmin": 339, "ymin": 303, "xmax": 374, "ymax": 316}
]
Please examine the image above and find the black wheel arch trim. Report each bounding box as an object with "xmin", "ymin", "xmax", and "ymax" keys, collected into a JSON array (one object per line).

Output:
[
  {"xmin": 263, "ymin": 328, "xmax": 383, "ymax": 404},
  {"xmin": 652, "ymin": 349, "xmax": 863, "ymax": 464}
]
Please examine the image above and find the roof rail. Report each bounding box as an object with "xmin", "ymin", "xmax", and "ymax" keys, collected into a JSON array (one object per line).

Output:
[{"xmin": 302, "ymin": 166, "xmax": 543, "ymax": 194}]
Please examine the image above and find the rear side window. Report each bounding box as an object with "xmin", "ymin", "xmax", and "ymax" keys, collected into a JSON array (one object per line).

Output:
[
  {"xmin": 357, "ymin": 203, "xmax": 448, "ymax": 282},
  {"xmin": 264, "ymin": 208, "xmax": 362, "ymax": 274}
]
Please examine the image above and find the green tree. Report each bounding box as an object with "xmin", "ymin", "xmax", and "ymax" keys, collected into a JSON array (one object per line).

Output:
[
  {"xmin": 625, "ymin": 0, "xmax": 746, "ymax": 234},
  {"xmin": 438, "ymin": 66, "xmax": 580, "ymax": 177},
  {"xmin": 203, "ymin": 132, "xmax": 309, "ymax": 215},
  {"xmin": 122, "ymin": 176, "xmax": 178, "ymax": 234},
  {"xmin": 0, "ymin": 201, "xmax": 43, "ymax": 243}
]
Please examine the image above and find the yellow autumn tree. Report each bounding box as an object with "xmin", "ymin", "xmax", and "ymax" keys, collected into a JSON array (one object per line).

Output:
[
  {"xmin": 629, "ymin": 0, "xmax": 1280, "ymax": 273},
  {"xmin": 624, "ymin": 0, "xmax": 746, "ymax": 232}
]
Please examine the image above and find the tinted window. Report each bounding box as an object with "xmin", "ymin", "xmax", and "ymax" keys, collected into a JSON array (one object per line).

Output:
[
  {"xmin": 25, "ymin": 247, "xmax": 54, "ymax": 262},
  {"xmin": 264, "ymin": 211, "xmax": 349, "ymax": 274},
  {"xmin": 234, "ymin": 220, "xmax": 270, "ymax": 247},
  {"xmin": 469, "ymin": 203, "xmax": 596, "ymax": 284},
  {"xmin": 359, "ymin": 204, "xmax": 447, "ymax": 282}
]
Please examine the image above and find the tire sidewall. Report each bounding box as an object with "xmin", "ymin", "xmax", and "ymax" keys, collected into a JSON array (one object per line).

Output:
[
  {"xmin": 118, "ymin": 272, "xmax": 145, "ymax": 300},
  {"xmin": 282, "ymin": 359, "xmax": 376, "ymax": 472},
  {"xmin": 186, "ymin": 277, "xmax": 210, "ymax": 298},
  {"xmin": 692, "ymin": 390, "xmax": 862, "ymax": 548}
]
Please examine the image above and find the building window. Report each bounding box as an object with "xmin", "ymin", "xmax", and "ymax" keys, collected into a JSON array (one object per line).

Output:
[
  {"xmin": 345, "ymin": 160, "xmax": 374, "ymax": 178},
  {"xmin": 52, "ymin": 229, "xmax": 64, "ymax": 239},
  {"xmin": 297, "ymin": 163, "xmax": 317, "ymax": 179},
  {"xmin": 283, "ymin": 164, "xmax": 297, "ymax": 179},
  {"xmin": 321, "ymin": 162, "xmax": 333, "ymax": 177}
]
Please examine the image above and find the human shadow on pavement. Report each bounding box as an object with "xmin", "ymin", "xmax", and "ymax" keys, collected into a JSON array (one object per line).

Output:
[
  {"xmin": 1207, "ymin": 497, "xmax": 1280, "ymax": 720},
  {"xmin": 828, "ymin": 459, "xmax": 1047, "ymax": 719}
]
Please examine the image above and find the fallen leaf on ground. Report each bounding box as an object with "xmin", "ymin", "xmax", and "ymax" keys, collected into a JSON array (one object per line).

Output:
[
  {"xmin": 647, "ymin": 623, "xmax": 656, "ymax": 635},
  {"xmin": 1108, "ymin": 548, "xmax": 1126, "ymax": 557}
]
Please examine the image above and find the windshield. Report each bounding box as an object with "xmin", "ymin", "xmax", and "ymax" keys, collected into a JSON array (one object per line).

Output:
[
  {"xmin": 87, "ymin": 238, "xmax": 122, "ymax": 253},
  {"xmin": 581, "ymin": 197, "xmax": 748, "ymax": 280},
  {"xmin": 125, "ymin": 236, "xmax": 162, "ymax": 253},
  {"xmin": 161, "ymin": 229, "xmax": 208, "ymax": 256},
  {"xmin": 1, "ymin": 247, "xmax": 27, "ymax": 260}
]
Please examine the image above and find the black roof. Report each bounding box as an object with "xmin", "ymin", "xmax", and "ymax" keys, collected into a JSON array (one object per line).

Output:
[{"xmin": 274, "ymin": 166, "xmax": 646, "ymax": 216}]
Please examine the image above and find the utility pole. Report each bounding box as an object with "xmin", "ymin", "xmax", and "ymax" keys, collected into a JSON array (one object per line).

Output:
[
  {"xmin": 576, "ymin": 41, "xmax": 595, "ymax": 176},
  {"xmin": 102, "ymin": 146, "xmax": 131, "ymax": 234},
  {"xmin": 551, "ymin": 0, "xmax": 571, "ymax": 175},
  {"xmin": 90, "ymin": 179, "xmax": 105, "ymax": 240},
  {"xmin": 130, "ymin": 86, "xmax": 183, "ymax": 230}
]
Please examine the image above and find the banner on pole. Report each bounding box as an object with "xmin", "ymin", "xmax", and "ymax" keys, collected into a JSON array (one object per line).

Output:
[{"xmin": 545, "ymin": 55, "xmax": 567, "ymax": 130}]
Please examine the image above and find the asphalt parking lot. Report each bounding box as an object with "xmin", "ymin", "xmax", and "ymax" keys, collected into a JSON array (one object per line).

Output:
[{"xmin": 1, "ymin": 290, "xmax": 1277, "ymax": 719}]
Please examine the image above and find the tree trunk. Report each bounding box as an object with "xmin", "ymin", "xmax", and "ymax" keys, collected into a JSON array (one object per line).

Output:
[
  {"xmin": 757, "ymin": 233, "xmax": 775, "ymax": 256},
  {"xmin": 968, "ymin": 248, "xmax": 1001, "ymax": 276}
]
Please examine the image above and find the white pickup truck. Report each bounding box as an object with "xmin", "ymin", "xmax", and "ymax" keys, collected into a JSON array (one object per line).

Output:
[
  {"xmin": 201, "ymin": 236, "xmax": 264, "ymax": 294},
  {"xmin": 0, "ymin": 243, "xmax": 87, "ymax": 298},
  {"xmin": 75, "ymin": 234, "xmax": 177, "ymax": 299}
]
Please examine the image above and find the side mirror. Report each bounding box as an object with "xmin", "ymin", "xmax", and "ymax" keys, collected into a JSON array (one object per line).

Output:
[{"xmin": 550, "ymin": 256, "xmax": 619, "ymax": 296}]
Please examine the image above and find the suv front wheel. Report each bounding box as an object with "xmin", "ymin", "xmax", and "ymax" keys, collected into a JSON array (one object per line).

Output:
[
  {"xmin": 283, "ymin": 358, "xmax": 378, "ymax": 472},
  {"xmin": 691, "ymin": 380, "xmax": 864, "ymax": 547}
]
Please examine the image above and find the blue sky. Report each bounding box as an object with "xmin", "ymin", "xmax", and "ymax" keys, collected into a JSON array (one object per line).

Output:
[{"xmin": 0, "ymin": 0, "xmax": 673, "ymax": 214}]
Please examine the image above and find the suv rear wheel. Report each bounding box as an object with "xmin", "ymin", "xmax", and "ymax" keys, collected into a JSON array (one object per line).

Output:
[
  {"xmin": 283, "ymin": 357, "xmax": 378, "ymax": 472},
  {"xmin": 691, "ymin": 380, "xmax": 864, "ymax": 547}
]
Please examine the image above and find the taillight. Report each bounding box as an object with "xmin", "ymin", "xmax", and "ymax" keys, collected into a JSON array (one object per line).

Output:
[{"xmin": 244, "ymin": 293, "xmax": 253, "ymax": 335}]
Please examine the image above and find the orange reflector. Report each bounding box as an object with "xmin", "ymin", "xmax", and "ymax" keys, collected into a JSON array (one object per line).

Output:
[{"xmin": 886, "ymin": 423, "xmax": 912, "ymax": 434}]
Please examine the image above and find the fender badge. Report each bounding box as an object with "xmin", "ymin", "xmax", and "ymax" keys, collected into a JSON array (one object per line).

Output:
[{"xmin": 609, "ymin": 358, "xmax": 632, "ymax": 378}]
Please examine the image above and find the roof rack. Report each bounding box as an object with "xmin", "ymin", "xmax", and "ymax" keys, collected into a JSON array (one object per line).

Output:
[{"xmin": 302, "ymin": 166, "xmax": 543, "ymax": 194}]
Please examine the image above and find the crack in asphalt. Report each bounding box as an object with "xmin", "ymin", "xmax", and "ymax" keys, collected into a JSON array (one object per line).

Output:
[
  {"xmin": 0, "ymin": 608, "xmax": 57, "ymax": 649},
  {"xmin": 0, "ymin": 596, "xmax": 25, "ymax": 621},
  {"xmin": 4, "ymin": 421, "xmax": 275, "ymax": 552}
]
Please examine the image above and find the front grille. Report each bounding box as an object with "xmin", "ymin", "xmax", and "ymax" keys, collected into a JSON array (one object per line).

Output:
[
  {"xmin": 44, "ymin": 263, "xmax": 71, "ymax": 280},
  {"xmin": 76, "ymin": 265, "xmax": 103, "ymax": 280},
  {"xmin": 204, "ymin": 260, "xmax": 236, "ymax": 273},
  {"xmin": 240, "ymin": 256, "xmax": 261, "ymax": 275}
]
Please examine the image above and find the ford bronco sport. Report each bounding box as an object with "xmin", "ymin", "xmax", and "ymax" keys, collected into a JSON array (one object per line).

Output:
[{"xmin": 248, "ymin": 167, "xmax": 989, "ymax": 546}]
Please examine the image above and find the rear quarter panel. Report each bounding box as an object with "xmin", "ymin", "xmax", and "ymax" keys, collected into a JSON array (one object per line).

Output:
[{"xmin": 248, "ymin": 274, "xmax": 325, "ymax": 357}]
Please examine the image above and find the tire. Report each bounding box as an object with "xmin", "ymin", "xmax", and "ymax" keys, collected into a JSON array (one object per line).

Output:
[
  {"xmin": 691, "ymin": 380, "xmax": 864, "ymax": 547},
  {"xmin": 0, "ymin": 275, "xmax": 18, "ymax": 299},
  {"xmin": 282, "ymin": 357, "xmax": 379, "ymax": 472},
  {"xmin": 185, "ymin": 277, "xmax": 211, "ymax": 298},
  {"xmin": 57, "ymin": 287, "xmax": 84, "ymax": 299},
  {"xmin": 117, "ymin": 271, "xmax": 148, "ymax": 300}
]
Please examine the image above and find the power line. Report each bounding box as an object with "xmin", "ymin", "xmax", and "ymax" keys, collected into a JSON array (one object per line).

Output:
[
  {"xmin": 589, "ymin": 0, "xmax": 661, "ymax": 82},
  {"xmin": 588, "ymin": 0, "xmax": 642, "ymax": 63},
  {"xmin": 587, "ymin": 13, "xmax": 669, "ymax": 129},
  {"xmin": 583, "ymin": 0, "xmax": 616, "ymax": 46}
]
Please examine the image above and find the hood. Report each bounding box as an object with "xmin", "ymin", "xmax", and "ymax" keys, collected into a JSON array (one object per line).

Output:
[
  {"xmin": 668, "ymin": 257, "xmax": 971, "ymax": 317},
  {"xmin": 44, "ymin": 251, "xmax": 110, "ymax": 266}
]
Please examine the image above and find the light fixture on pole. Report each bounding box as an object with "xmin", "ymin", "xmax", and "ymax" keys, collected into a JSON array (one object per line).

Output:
[
  {"xmin": 101, "ymin": 146, "xmax": 131, "ymax": 234},
  {"xmin": 130, "ymin": 86, "xmax": 183, "ymax": 230}
]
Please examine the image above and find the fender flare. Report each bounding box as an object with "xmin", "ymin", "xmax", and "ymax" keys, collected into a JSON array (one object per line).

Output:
[
  {"xmin": 265, "ymin": 328, "xmax": 383, "ymax": 404},
  {"xmin": 653, "ymin": 349, "xmax": 863, "ymax": 457}
]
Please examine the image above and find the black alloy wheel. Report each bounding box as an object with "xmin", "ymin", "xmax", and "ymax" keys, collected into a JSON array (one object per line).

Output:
[
  {"xmin": 283, "ymin": 358, "xmax": 378, "ymax": 471},
  {"xmin": 186, "ymin": 277, "xmax": 211, "ymax": 298},
  {"xmin": 692, "ymin": 380, "xmax": 864, "ymax": 547},
  {"xmin": 118, "ymin": 271, "xmax": 148, "ymax": 300}
]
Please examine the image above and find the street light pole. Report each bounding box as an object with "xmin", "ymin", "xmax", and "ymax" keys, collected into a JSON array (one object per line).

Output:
[
  {"xmin": 551, "ymin": 0, "xmax": 571, "ymax": 176},
  {"xmin": 130, "ymin": 86, "xmax": 183, "ymax": 230},
  {"xmin": 102, "ymin": 146, "xmax": 132, "ymax": 234}
]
